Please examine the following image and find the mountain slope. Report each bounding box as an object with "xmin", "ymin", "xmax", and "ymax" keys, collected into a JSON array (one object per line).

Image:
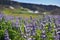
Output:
[{"xmin": 0, "ymin": 1, "xmax": 60, "ymax": 14}]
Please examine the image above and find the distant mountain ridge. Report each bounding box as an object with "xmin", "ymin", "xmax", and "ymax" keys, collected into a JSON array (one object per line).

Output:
[{"xmin": 0, "ymin": 1, "xmax": 60, "ymax": 14}]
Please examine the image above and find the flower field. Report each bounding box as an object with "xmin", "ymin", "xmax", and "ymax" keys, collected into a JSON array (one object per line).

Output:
[{"xmin": 0, "ymin": 13, "xmax": 60, "ymax": 40}]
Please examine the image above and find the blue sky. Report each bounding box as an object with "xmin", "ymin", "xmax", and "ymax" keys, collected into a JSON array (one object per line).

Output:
[{"xmin": 14, "ymin": 0, "xmax": 60, "ymax": 6}]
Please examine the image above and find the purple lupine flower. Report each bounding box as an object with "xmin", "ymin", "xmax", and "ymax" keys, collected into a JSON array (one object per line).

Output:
[
  {"xmin": 55, "ymin": 20, "xmax": 60, "ymax": 29},
  {"xmin": 31, "ymin": 30, "xmax": 36, "ymax": 36},
  {"xmin": 41, "ymin": 30, "xmax": 46, "ymax": 40},
  {"xmin": 31, "ymin": 22, "xmax": 36, "ymax": 36},
  {"xmin": 55, "ymin": 19, "xmax": 60, "ymax": 27},
  {"xmin": 0, "ymin": 13, "xmax": 4, "ymax": 20},
  {"xmin": 4, "ymin": 29, "xmax": 10, "ymax": 40},
  {"xmin": 56, "ymin": 32, "xmax": 60, "ymax": 40},
  {"xmin": 4, "ymin": 15, "xmax": 14, "ymax": 22},
  {"xmin": 40, "ymin": 22, "xmax": 45, "ymax": 30},
  {"xmin": 58, "ymin": 33, "xmax": 60, "ymax": 40},
  {"xmin": 12, "ymin": 20, "xmax": 20, "ymax": 30},
  {"xmin": 5, "ymin": 16, "xmax": 14, "ymax": 20},
  {"xmin": 25, "ymin": 23, "xmax": 32, "ymax": 33},
  {"xmin": 27, "ymin": 38, "xmax": 32, "ymax": 40},
  {"xmin": 31, "ymin": 24, "xmax": 36, "ymax": 36}
]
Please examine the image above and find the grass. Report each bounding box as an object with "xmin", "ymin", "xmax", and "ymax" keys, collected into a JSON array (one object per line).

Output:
[{"xmin": 2, "ymin": 8, "xmax": 43, "ymax": 18}]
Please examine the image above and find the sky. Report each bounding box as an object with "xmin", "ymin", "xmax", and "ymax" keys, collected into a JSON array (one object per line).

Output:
[{"xmin": 14, "ymin": 0, "xmax": 60, "ymax": 7}]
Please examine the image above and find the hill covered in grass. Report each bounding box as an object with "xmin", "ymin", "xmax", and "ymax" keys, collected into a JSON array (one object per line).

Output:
[{"xmin": 0, "ymin": 0, "xmax": 60, "ymax": 15}]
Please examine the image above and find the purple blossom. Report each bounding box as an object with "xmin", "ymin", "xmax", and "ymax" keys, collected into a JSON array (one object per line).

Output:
[
  {"xmin": 4, "ymin": 29, "xmax": 10, "ymax": 40},
  {"xmin": 0, "ymin": 13, "xmax": 4, "ymax": 20}
]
